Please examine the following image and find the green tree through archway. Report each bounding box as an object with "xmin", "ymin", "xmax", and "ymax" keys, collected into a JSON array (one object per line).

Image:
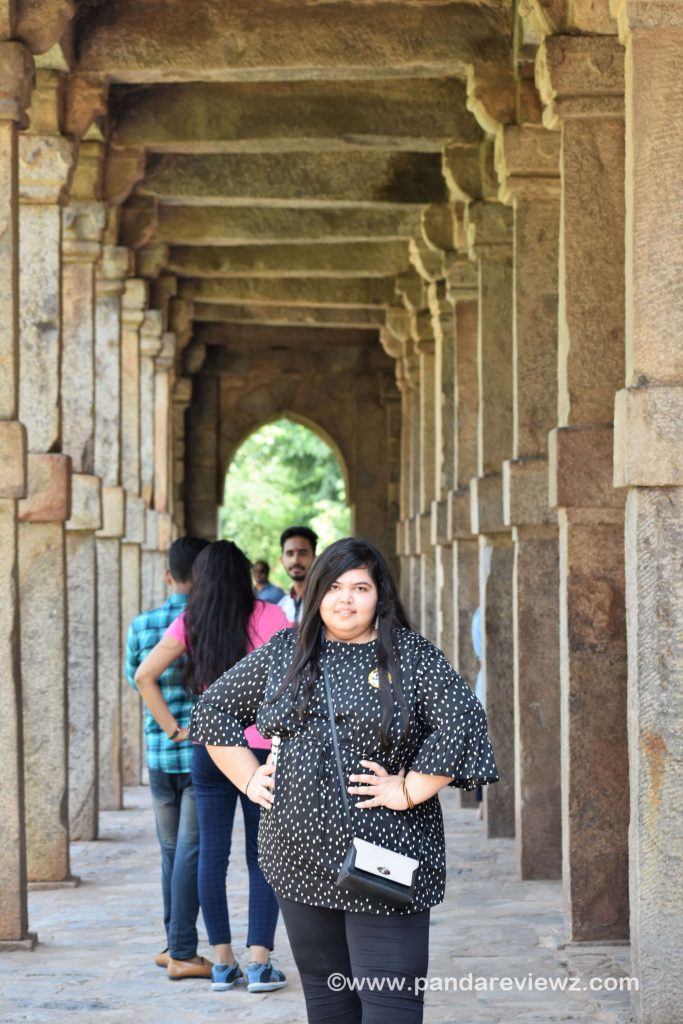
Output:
[{"xmin": 220, "ymin": 418, "xmax": 351, "ymax": 589}]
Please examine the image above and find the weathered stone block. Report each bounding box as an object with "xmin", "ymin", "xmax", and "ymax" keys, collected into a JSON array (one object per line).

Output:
[
  {"xmin": 0, "ymin": 422, "xmax": 27, "ymax": 498},
  {"xmin": 614, "ymin": 385, "xmax": 683, "ymax": 488},
  {"xmin": 123, "ymin": 493, "xmax": 146, "ymax": 543},
  {"xmin": 503, "ymin": 458, "xmax": 555, "ymax": 528},
  {"xmin": 430, "ymin": 497, "xmax": 449, "ymax": 546},
  {"xmin": 157, "ymin": 512, "xmax": 172, "ymax": 552},
  {"xmin": 448, "ymin": 487, "xmax": 472, "ymax": 539},
  {"xmin": 18, "ymin": 454, "xmax": 71, "ymax": 523},
  {"xmin": 96, "ymin": 485, "xmax": 125, "ymax": 538},
  {"xmin": 65, "ymin": 474, "xmax": 101, "ymax": 532},
  {"xmin": 470, "ymin": 474, "xmax": 506, "ymax": 535},
  {"xmin": 143, "ymin": 507, "xmax": 158, "ymax": 551},
  {"xmin": 549, "ymin": 426, "xmax": 624, "ymax": 510},
  {"xmin": 415, "ymin": 511, "xmax": 432, "ymax": 555}
]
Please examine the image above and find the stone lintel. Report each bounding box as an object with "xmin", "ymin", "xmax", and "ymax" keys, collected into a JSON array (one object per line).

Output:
[
  {"xmin": 18, "ymin": 454, "xmax": 72, "ymax": 522},
  {"xmin": 494, "ymin": 124, "xmax": 561, "ymax": 205},
  {"xmin": 0, "ymin": 422, "xmax": 27, "ymax": 498},
  {"xmin": 18, "ymin": 134, "xmax": 75, "ymax": 205},
  {"xmin": 169, "ymin": 241, "xmax": 410, "ymax": 279},
  {"xmin": 430, "ymin": 498, "xmax": 450, "ymax": 546},
  {"xmin": 179, "ymin": 276, "xmax": 396, "ymax": 309},
  {"xmin": 466, "ymin": 200, "xmax": 513, "ymax": 260},
  {"xmin": 0, "ymin": 42, "xmax": 34, "ymax": 126},
  {"xmin": 96, "ymin": 486, "xmax": 126, "ymax": 538},
  {"xmin": 470, "ymin": 473, "xmax": 507, "ymax": 535},
  {"xmin": 549, "ymin": 425, "xmax": 625, "ymax": 510},
  {"xmin": 448, "ymin": 487, "xmax": 473, "ymax": 540},
  {"xmin": 614, "ymin": 385, "xmax": 683, "ymax": 487},
  {"xmin": 536, "ymin": 35, "xmax": 625, "ymax": 131},
  {"xmin": 138, "ymin": 150, "xmax": 449, "ymax": 207},
  {"xmin": 503, "ymin": 457, "xmax": 556, "ymax": 527},
  {"xmin": 66, "ymin": 473, "xmax": 102, "ymax": 531},
  {"xmin": 123, "ymin": 493, "xmax": 146, "ymax": 544}
]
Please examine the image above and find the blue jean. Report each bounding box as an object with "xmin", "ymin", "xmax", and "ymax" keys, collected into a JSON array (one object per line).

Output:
[
  {"xmin": 148, "ymin": 768, "xmax": 200, "ymax": 961},
  {"xmin": 191, "ymin": 743, "xmax": 279, "ymax": 949}
]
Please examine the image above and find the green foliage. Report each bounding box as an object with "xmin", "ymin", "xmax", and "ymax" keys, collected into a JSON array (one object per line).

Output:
[{"xmin": 219, "ymin": 418, "xmax": 351, "ymax": 588}]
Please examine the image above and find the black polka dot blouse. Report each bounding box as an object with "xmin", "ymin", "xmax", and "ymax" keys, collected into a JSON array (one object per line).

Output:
[{"xmin": 188, "ymin": 626, "xmax": 498, "ymax": 915}]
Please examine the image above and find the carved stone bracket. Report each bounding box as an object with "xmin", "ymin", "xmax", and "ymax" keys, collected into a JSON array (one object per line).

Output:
[{"xmin": 536, "ymin": 35, "xmax": 625, "ymax": 130}]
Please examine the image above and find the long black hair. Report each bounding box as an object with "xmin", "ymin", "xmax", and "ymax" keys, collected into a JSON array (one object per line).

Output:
[
  {"xmin": 183, "ymin": 540, "xmax": 255, "ymax": 695},
  {"xmin": 274, "ymin": 537, "xmax": 412, "ymax": 749}
]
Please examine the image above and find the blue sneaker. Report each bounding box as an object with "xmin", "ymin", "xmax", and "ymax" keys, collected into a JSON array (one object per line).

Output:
[
  {"xmin": 246, "ymin": 960, "xmax": 288, "ymax": 993},
  {"xmin": 210, "ymin": 961, "xmax": 243, "ymax": 991}
]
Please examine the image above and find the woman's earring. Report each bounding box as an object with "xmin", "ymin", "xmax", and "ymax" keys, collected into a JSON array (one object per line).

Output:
[{"xmin": 374, "ymin": 615, "xmax": 379, "ymax": 632}]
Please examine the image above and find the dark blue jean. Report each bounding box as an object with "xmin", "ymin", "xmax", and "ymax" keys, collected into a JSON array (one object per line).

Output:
[
  {"xmin": 191, "ymin": 743, "xmax": 279, "ymax": 949},
  {"xmin": 148, "ymin": 768, "xmax": 200, "ymax": 961}
]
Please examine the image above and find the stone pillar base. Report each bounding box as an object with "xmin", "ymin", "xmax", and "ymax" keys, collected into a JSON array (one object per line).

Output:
[
  {"xmin": 0, "ymin": 934, "xmax": 38, "ymax": 952},
  {"xmin": 28, "ymin": 876, "xmax": 80, "ymax": 891}
]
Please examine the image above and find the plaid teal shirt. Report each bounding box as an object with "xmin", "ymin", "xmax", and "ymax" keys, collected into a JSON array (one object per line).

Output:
[{"xmin": 125, "ymin": 593, "xmax": 195, "ymax": 773}]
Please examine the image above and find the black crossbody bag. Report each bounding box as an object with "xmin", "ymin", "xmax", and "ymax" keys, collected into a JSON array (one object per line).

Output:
[{"xmin": 321, "ymin": 659, "xmax": 419, "ymax": 909}]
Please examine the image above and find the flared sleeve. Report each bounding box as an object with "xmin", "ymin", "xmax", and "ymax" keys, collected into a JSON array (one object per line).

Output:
[
  {"xmin": 187, "ymin": 632, "xmax": 281, "ymax": 747},
  {"xmin": 409, "ymin": 640, "xmax": 499, "ymax": 791}
]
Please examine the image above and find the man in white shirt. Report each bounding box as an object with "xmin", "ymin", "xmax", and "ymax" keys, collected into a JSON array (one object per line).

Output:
[{"xmin": 277, "ymin": 526, "xmax": 318, "ymax": 622}]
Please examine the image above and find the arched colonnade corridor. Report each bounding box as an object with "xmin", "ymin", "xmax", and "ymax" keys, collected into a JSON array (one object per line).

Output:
[{"xmin": 0, "ymin": 3, "xmax": 681, "ymax": 1023}]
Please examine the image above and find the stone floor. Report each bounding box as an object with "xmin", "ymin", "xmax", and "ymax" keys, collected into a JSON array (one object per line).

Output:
[{"xmin": 0, "ymin": 786, "xmax": 636, "ymax": 1024}]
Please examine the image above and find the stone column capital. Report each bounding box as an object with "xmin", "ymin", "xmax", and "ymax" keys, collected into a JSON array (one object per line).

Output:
[
  {"xmin": 465, "ymin": 201, "xmax": 513, "ymax": 261},
  {"xmin": 535, "ymin": 35, "xmax": 625, "ymax": 130},
  {"xmin": 18, "ymin": 133, "xmax": 74, "ymax": 204},
  {"xmin": 409, "ymin": 237, "xmax": 446, "ymax": 283},
  {"xmin": 395, "ymin": 270, "xmax": 426, "ymax": 313},
  {"xmin": 444, "ymin": 253, "xmax": 478, "ymax": 303},
  {"xmin": 155, "ymin": 332, "xmax": 176, "ymax": 372},
  {"xmin": 611, "ymin": 0, "xmax": 683, "ymax": 37},
  {"xmin": 0, "ymin": 42, "xmax": 34, "ymax": 126},
  {"xmin": 411, "ymin": 311, "xmax": 435, "ymax": 352},
  {"xmin": 442, "ymin": 141, "xmax": 497, "ymax": 203},
  {"xmin": 136, "ymin": 241, "xmax": 169, "ymax": 280},
  {"xmin": 96, "ymin": 245, "xmax": 131, "ymax": 299},
  {"xmin": 495, "ymin": 124, "xmax": 561, "ymax": 205},
  {"xmin": 140, "ymin": 309, "xmax": 163, "ymax": 357},
  {"xmin": 421, "ymin": 204, "xmax": 456, "ymax": 253},
  {"xmin": 62, "ymin": 200, "xmax": 107, "ymax": 263},
  {"xmin": 122, "ymin": 278, "xmax": 149, "ymax": 329}
]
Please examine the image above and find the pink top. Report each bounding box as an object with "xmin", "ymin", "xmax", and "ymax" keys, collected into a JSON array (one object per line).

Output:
[{"xmin": 165, "ymin": 600, "xmax": 289, "ymax": 749}]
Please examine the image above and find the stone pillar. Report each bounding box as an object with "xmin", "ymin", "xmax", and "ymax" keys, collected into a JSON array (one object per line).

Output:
[
  {"xmin": 62, "ymin": 182, "xmax": 106, "ymax": 842},
  {"xmin": 0, "ymin": 38, "xmax": 34, "ymax": 947},
  {"xmin": 612, "ymin": 10, "xmax": 683, "ymax": 1019},
  {"xmin": 172, "ymin": 377, "xmax": 192, "ymax": 534},
  {"xmin": 66, "ymin": 474, "xmax": 102, "ymax": 841},
  {"xmin": 467, "ymin": 201, "xmax": 515, "ymax": 839},
  {"xmin": 185, "ymin": 371, "xmax": 220, "ymax": 540},
  {"xmin": 17, "ymin": 71, "xmax": 76, "ymax": 884},
  {"xmin": 94, "ymin": 245, "xmax": 128, "ymax": 812},
  {"xmin": 537, "ymin": 35, "xmax": 628, "ymax": 941},
  {"xmin": 497, "ymin": 125, "xmax": 563, "ymax": 881},
  {"xmin": 120, "ymin": 280, "xmax": 147, "ymax": 787},
  {"xmin": 415, "ymin": 318, "xmax": 437, "ymax": 641},
  {"xmin": 139, "ymin": 309, "xmax": 163, "ymax": 507},
  {"xmin": 154, "ymin": 332, "xmax": 176, "ymax": 515}
]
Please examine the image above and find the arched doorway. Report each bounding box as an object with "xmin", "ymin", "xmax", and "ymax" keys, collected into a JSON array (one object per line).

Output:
[{"xmin": 220, "ymin": 417, "xmax": 351, "ymax": 586}]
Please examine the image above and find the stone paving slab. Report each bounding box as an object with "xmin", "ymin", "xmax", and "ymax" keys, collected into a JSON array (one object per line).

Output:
[{"xmin": 0, "ymin": 787, "xmax": 635, "ymax": 1024}]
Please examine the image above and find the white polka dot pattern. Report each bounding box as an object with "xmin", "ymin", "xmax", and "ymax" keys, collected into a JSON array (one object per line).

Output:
[{"xmin": 188, "ymin": 626, "xmax": 498, "ymax": 915}]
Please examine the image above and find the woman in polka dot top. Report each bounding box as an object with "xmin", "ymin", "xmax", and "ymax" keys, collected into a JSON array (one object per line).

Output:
[{"xmin": 189, "ymin": 536, "xmax": 498, "ymax": 1023}]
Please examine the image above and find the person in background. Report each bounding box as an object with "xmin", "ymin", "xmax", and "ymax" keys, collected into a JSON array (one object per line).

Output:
[
  {"xmin": 125, "ymin": 535, "xmax": 209, "ymax": 976},
  {"xmin": 252, "ymin": 559, "xmax": 285, "ymax": 604},
  {"xmin": 135, "ymin": 540, "xmax": 289, "ymax": 993},
  {"xmin": 277, "ymin": 525, "xmax": 318, "ymax": 623}
]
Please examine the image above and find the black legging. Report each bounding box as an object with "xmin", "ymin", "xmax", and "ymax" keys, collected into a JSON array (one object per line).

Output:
[{"xmin": 277, "ymin": 896, "xmax": 430, "ymax": 1024}]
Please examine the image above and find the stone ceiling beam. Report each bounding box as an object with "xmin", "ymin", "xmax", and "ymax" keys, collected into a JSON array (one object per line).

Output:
[
  {"xmin": 196, "ymin": 323, "xmax": 378, "ymax": 350},
  {"xmin": 76, "ymin": 0, "xmax": 510, "ymax": 84},
  {"xmin": 153, "ymin": 205, "xmax": 422, "ymax": 246},
  {"xmin": 178, "ymin": 277, "xmax": 397, "ymax": 309},
  {"xmin": 110, "ymin": 79, "xmax": 480, "ymax": 153},
  {"xmin": 193, "ymin": 302, "xmax": 385, "ymax": 330},
  {"xmin": 167, "ymin": 242, "xmax": 410, "ymax": 279},
  {"xmin": 137, "ymin": 151, "xmax": 449, "ymax": 207}
]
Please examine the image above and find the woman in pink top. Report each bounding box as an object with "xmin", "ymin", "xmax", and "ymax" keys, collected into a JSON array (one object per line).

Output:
[{"xmin": 136, "ymin": 540, "xmax": 289, "ymax": 993}]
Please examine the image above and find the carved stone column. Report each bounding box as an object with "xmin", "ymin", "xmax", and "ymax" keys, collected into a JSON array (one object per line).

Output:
[
  {"xmin": 467, "ymin": 201, "xmax": 515, "ymax": 839},
  {"xmin": 612, "ymin": 5, "xmax": 683, "ymax": 1018},
  {"xmin": 172, "ymin": 376, "xmax": 192, "ymax": 534},
  {"xmin": 497, "ymin": 124, "xmax": 563, "ymax": 881},
  {"xmin": 185, "ymin": 370, "xmax": 220, "ymax": 541},
  {"xmin": 0, "ymin": 37, "xmax": 34, "ymax": 947},
  {"xmin": 18, "ymin": 70, "xmax": 76, "ymax": 885},
  {"xmin": 154, "ymin": 332, "xmax": 176, "ymax": 515},
  {"xmin": 94, "ymin": 245, "xmax": 128, "ymax": 812},
  {"xmin": 139, "ymin": 309, "xmax": 163, "ymax": 507},
  {"xmin": 537, "ymin": 34, "xmax": 628, "ymax": 941}
]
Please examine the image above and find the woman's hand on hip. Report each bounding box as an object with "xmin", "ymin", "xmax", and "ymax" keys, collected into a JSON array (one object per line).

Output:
[
  {"xmin": 348, "ymin": 760, "xmax": 408, "ymax": 811},
  {"xmin": 246, "ymin": 760, "xmax": 276, "ymax": 810}
]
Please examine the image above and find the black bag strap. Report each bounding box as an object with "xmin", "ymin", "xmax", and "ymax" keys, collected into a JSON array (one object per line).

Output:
[{"xmin": 320, "ymin": 657, "xmax": 354, "ymax": 832}]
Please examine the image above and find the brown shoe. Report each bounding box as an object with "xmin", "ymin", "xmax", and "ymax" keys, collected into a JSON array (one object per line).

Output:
[
  {"xmin": 154, "ymin": 948, "xmax": 170, "ymax": 968},
  {"xmin": 167, "ymin": 956, "xmax": 213, "ymax": 980}
]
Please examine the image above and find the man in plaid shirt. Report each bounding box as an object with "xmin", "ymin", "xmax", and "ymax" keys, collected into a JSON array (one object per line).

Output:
[{"xmin": 125, "ymin": 536, "xmax": 209, "ymax": 972}]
